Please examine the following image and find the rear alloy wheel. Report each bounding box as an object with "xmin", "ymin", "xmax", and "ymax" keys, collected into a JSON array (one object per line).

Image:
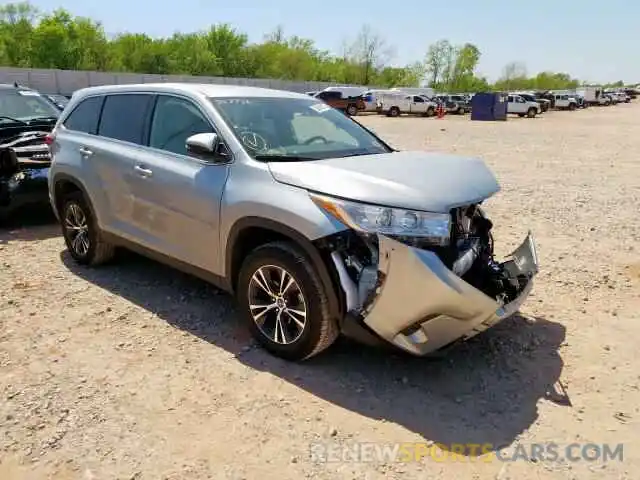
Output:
[
  {"xmin": 346, "ymin": 104, "xmax": 358, "ymax": 116},
  {"xmin": 61, "ymin": 191, "xmax": 115, "ymax": 266},
  {"xmin": 527, "ymin": 107, "xmax": 537, "ymax": 118},
  {"xmin": 237, "ymin": 241, "xmax": 338, "ymax": 361}
]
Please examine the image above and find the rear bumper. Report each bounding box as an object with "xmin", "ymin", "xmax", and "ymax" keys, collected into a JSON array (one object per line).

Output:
[{"xmin": 359, "ymin": 232, "xmax": 539, "ymax": 356}]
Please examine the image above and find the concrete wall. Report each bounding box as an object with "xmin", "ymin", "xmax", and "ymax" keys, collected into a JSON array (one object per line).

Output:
[{"xmin": 0, "ymin": 67, "xmax": 363, "ymax": 95}]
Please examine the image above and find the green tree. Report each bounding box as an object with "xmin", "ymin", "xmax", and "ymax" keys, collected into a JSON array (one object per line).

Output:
[{"xmin": 0, "ymin": 3, "xmax": 605, "ymax": 90}]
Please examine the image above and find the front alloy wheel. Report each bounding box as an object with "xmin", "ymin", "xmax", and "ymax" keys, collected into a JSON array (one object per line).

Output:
[
  {"xmin": 237, "ymin": 241, "xmax": 339, "ymax": 360},
  {"xmin": 248, "ymin": 265, "xmax": 307, "ymax": 345}
]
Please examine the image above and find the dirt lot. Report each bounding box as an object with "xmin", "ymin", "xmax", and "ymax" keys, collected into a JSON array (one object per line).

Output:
[{"xmin": 1, "ymin": 103, "xmax": 639, "ymax": 479}]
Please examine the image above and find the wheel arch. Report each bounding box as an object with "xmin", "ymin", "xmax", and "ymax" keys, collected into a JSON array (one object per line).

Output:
[
  {"xmin": 225, "ymin": 217, "xmax": 344, "ymax": 322},
  {"xmin": 51, "ymin": 173, "xmax": 97, "ymax": 221}
]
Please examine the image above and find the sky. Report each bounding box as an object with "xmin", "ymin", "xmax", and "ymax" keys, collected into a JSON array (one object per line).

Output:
[{"xmin": 29, "ymin": 0, "xmax": 639, "ymax": 84}]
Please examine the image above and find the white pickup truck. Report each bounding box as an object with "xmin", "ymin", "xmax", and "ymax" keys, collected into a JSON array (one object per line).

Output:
[
  {"xmin": 506, "ymin": 94, "xmax": 541, "ymax": 118},
  {"xmin": 377, "ymin": 93, "xmax": 438, "ymax": 117}
]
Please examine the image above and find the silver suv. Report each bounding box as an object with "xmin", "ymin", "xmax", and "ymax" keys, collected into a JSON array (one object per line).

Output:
[{"xmin": 47, "ymin": 83, "xmax": 539, "ymax": 361}]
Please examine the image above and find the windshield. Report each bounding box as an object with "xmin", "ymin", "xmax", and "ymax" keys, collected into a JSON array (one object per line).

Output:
[
  {"xmin": 0, "ymin": 90, "xmax": 60, "ymax": 123},
  {"xmin": 210, "ymin": 96, "xmax": 392, "ymax": 161}
]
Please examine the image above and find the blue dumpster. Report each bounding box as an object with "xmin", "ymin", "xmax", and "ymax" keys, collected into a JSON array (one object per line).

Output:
[{"xmin": 471, "ymin": 92, "xmax": 508, "ymax": 121}]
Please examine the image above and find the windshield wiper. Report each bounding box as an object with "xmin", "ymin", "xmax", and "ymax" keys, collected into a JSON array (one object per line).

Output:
[
  {"xmin": 0, "ymin": 116, "xmax": 27, "ymax": 125},
  {"xmin": 27, "ymin": 116, "xmax": 58, "ymax": 123},
  {"xmin": 254, "ymin": 154, "xmax": 318, "ymax": 162}
]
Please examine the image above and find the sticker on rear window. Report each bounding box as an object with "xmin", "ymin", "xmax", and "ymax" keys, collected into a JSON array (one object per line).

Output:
[
  {"xmin": 18, "ymin": 90, "xmax": 41, "ymax": 96},
  {"xmin": 310, "ymin": 103, "xmax": 331, "ymax": 113}
]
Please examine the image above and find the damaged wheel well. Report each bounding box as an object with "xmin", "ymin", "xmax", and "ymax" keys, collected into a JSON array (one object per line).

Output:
[{"xmin": 226, "ymin": 219, "xmax": 345, "ymax": 320}]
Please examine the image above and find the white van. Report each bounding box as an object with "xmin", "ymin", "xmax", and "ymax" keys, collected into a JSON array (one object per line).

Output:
[
  {"xmin": 377, "ymin": 92, "xmax": 438, "ymax": 117},
  {"xmin": 390, "ymin": 87, "xmax": 435, "ymax": 99},
  {"xmin": 362, "ymin": 89, "xmax": 394, "ymax": 112}
]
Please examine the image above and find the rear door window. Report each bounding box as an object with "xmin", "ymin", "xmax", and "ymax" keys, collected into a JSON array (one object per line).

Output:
[
  {"xmin": 98, "ymin": 94, "xmax": 154, "ymax": 145},
  {"xmin": 63, "ymin": 96, "xmax": 104, "ymax": 134}
]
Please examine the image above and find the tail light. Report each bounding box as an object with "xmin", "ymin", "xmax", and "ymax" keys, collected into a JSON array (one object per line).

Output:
[{"xmin": 44, "ymin": 134, "xmax": 54, "ymax": 145}]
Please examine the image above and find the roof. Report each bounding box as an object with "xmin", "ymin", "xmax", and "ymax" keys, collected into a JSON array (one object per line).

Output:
[{"xmin": 72, "ymin": 83, "xmax": 309, "ymax": 100}]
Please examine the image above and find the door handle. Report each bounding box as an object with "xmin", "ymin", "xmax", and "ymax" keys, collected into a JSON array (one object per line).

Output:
[
  {"xmin": 78, "ymin": 146, "xmax": 93, "ymax": 157},
  {"xmin": 134, "ymin": 165, "xmax": 153, "ymax": 177}
]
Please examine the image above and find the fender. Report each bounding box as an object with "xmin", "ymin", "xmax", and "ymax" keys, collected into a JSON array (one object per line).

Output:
[
  {"xmin": 225, "ymin": 216, "xmax": 343, "ymax": 321},
  {"xmin": 51, "ymin": 172, "xmax": 98, "ymax": 222}
]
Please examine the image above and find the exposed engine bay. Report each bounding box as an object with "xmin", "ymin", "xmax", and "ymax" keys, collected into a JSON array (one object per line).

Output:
[{"xmin": 319, "ymin": 204, "xmax": 539, "ymax": 355}]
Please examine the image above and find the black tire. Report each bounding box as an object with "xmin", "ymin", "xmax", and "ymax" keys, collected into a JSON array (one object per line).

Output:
[
  {"xmin": 527, "ymin": 107, "xmax": 537, "ymax": 118},
  {"xmin": 457, "ymin": 106, "xmax": 464, "ymax": 115},
  {"xmin": 388, "ymin": 106, "xmax": 400, "ymax": 117},
  {"xmin": 60, "ymin": 191, "xmax": 115, "ymax": 266},
  {"xmin": 425, "ymin": 106, "xmax": 435, "ymax": 117},
  {"xmin": 236, "ymin": 241, "xmax": 339, "ymax": 361},
  {"xmin": 346, "ymin": 104, "xmax": 358, "ymax": 116},
  {"xmin": 518, "ymin": 113, "xmax": 525, "ymax": 117},
  {"xmin": 568, "ymin": 102, "xmax": 576, "ymax": 111}
]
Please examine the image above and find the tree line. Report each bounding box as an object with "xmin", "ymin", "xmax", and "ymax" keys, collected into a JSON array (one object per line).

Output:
[{"xmin": 0, "ymin": 2, "xmax": 627, "ymax": 91}]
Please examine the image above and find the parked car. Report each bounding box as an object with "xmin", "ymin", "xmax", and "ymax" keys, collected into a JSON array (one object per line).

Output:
[
  {"xmin": 48, "ymin": 83, "xmax": 539, "ymax": 361},
  {"xmin": 314, "ymin": 89, "xmax": 365, "ymax": 116},
  {"xmin": 514, "ymin": 92, "xmax": 550, "ymax": 112},
  {"xmin": 550, "ymin": 94, "xmax": 578, "ymax": 110},
  {"xmin": 506, "ymin": 94, "xmax": 541, "ymax": 118},
  {"xmin": 434, "ymin": 94, "xmax": 471, "ymax": 114},
  {"xmin": 376, "ymin": 92, "xmax": 437, "ymax": 117},
  {"xmin": 0, "ymin": 83, "xmax": 60, "ymax": 220},
  {"xmin": 597, "ymin": 94, "xmax": 612, "ymax": 106}
]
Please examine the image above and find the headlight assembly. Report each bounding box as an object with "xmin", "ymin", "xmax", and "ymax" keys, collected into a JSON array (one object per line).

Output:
[{"xmin": 310, "ymin": 193, "xmax": 451, "ymax": 246}]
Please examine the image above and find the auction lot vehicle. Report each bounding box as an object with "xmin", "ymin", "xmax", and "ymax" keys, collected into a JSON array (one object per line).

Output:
[
  {"xmin": 506, "ymin": 94, "xmax": 541, "ymax": 117},
  {"xmin": 314, "ymin": 87, "xmax": 366, "ymax": 116},
  {"xmin": 514, "ymin": 91, "xmax": 550, "ymax": 112},
  {"xmin": 377, "ymin": 92, "xmax": 437, "ymax": 117},
  {"xmin": 551, "ymin": 93, "xmax": 578, "ymax": 110},
  {"xmin": 433, "ymin": 94, "xmax": 471, "ymax": 114},
  {"xmin": 0, "ymin": 83, "xmax": 60, "ymax": 220},
  {"xmin": 48, "ymin": 83, "xmax": 539, "ymax": 361}
]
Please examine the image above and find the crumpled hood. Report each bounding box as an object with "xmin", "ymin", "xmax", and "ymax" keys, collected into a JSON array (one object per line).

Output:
[{"xmin": 267, "ymin": 151, "xmax": 500, "ymax": 213}]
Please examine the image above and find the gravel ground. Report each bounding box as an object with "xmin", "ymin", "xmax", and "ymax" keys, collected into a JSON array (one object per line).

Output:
[{"xmin": 1, "ymin": 103, "xmax": 639, "ymax": 479}]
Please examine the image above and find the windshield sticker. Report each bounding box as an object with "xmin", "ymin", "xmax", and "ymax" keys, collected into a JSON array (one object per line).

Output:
[
  {"xmin": 17, "ymin": 90, "xmax": 41, "ymax": 96},
  {"xmin": 310, "ymin": 103, "xmax": 331, "ymax": 113}
]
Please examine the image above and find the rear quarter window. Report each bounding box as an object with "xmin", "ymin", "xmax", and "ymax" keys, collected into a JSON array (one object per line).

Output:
[
  {"xmin": 63, "ymin": 96, "xmax": 104, "ymax": 134},
  {"xmin": 98, "ymin": 94, "xmax": 154, "ymax": 145}
]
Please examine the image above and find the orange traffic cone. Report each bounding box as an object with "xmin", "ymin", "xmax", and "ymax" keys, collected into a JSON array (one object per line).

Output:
[{"xmin": 437, "ymin": 103, "xmax": 445, "ymax": 119}]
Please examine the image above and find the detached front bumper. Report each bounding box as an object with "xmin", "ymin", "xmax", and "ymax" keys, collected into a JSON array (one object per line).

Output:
[{"xmin": 359, "ymin": 232, "xmax": 539, "ymax": 356}]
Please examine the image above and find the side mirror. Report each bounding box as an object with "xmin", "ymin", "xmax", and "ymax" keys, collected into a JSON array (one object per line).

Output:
[{"xmin": 185, "ymin": 132, "xmax": 227, "ymax": 160}]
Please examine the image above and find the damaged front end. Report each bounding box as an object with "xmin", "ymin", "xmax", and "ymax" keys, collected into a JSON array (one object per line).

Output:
[
  {"xmin": 325, "ymin": 205, "xmax": 539, "ymax": 356},
  {"xmin": 0, "ymin": 129, "xmax": 52, "ymax": 218}
]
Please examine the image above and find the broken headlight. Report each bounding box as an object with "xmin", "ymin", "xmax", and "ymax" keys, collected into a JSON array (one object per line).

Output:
[{"xmin": 310, "ymin": 193, "xmax": 451, "ymax": 246}]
